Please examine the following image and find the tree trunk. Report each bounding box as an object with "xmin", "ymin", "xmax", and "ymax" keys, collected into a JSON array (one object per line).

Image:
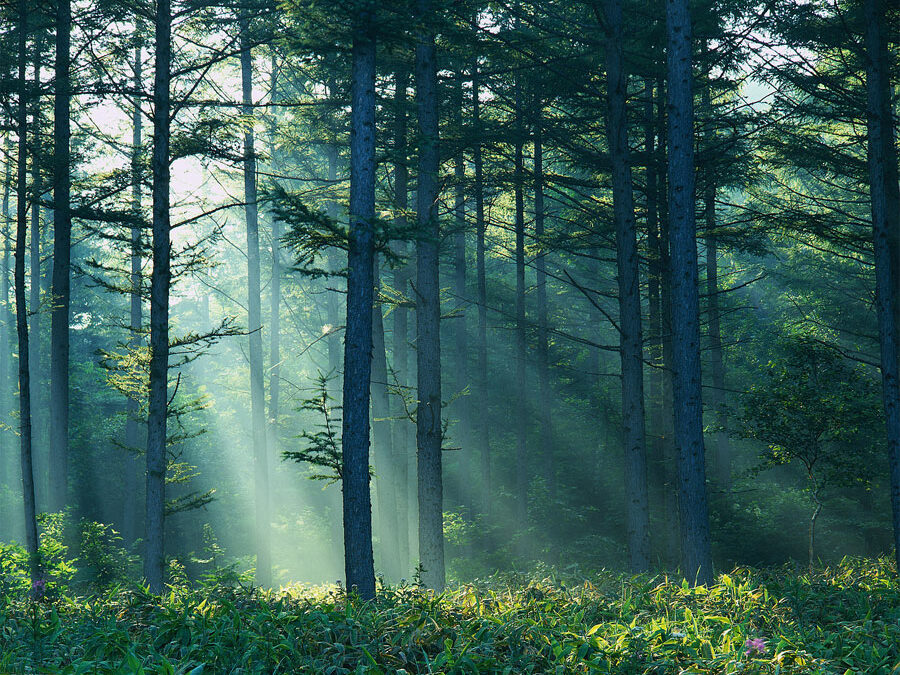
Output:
[
  {"xmin": 452, "ymin": 74, "xmax": 470, "ymax": 509},
  {"xmin": 123, "ymin": 38, "xmax": 143, "ymax": 543},
  {"xmin": 326, "ymin": 146, "xmax": 342, "ymax": 394},
  {"xmin": 534, "ymin": 107, "xmax": 554, "ymax": 499},
  {"xmin": 863, "ymin": 0, "xmax": 900, "ymax": 576},
  {"xmin": 16, "ymin": 0, "xmax": 39, "ymax": 579},
  {"xmin": 472, "ymin": 57, "xmax": 491, "ymax": 517},
  {"xmin": 371, "ymin": 259, "xmax": 399, "ymax": 580},
  {"xmin": 342, "ymin": 14, "xmax": 377, "ymax": 601},
  {"xmin": 240, "ymin": 9, "xmax": 272, "ymax": 589},
  {"xmin": 513, "ymin": 69, "xmax": 528, "ymax": 529},
  {"xmin": 1, "ymin": 138, "xmax": 11, "ymax": 495},
  {"xmin": 603, "ymin": 0, "xmax": 650, "ymax": 573},
  {"xmin": 415, "ymin": 0, "xmax": 445, "ymax": 591},
  {"xmin": 145, "ymin": 0, "xmax": 172, "ymax": 594},
  {"xmin": 701, "ymin": 73, "xmax": 730, "ymax": 490},
  {"xmin": 666, "ymin": 0, "xmax": 713, "ymax": 585},
  {"xmin": 268, "ymin": 53, "xmax": 282, "ymax": 465},
  {"xmin": 30, "ymin": 40, "xmax": 43, "ymax": 510},
  {"xmin": 391, "ymin": 65, "xmax": 412, "ymax": 574}
]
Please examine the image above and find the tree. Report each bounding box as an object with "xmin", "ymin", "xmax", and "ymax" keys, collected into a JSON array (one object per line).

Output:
[
  {"xmin": 145, "ymin": 0, "xmax": 173, "ymax": 593},
  {"xmin": 341, "ymin": 4, "xmax": 377, "ymax": 601},
  {"xmin": 862, "ymin": 0, "xmax": 900, "ymax": 574},
  {"xmin": 15, "ymin": 0, "xmax": 39, "ymax": 582},
  {"xmin": 601, "ymin": 0, "xmax": 650, "ymax": 573},
  {"xmin": 48, "ymin": 0, "xmax": 72, "ymax": 513},
  {"xmin": 239, "ymin": 6, "xmax": 272, "ymax": 589},
  {"xmin": 415, "ymin": 0, "xmax": 444, "ymax": 591},
  {"xmin": 665, "ymin": 0, "xmax": 713, "ymax": 585}
]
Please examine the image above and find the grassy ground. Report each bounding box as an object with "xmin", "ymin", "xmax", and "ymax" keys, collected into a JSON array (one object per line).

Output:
[{"xmin": 1, "ymin": 558, "xmax": 899, "ymax": 673}]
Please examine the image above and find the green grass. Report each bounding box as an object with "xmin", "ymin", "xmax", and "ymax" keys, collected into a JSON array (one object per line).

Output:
[{"xmin": 2, "ymin": 558, "xmax": 899, "ymax": 673}]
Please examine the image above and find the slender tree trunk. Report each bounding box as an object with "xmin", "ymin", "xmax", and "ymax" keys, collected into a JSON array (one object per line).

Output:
[
  {"xmin": 513, "ymin": 69, "xmax": 528, "ymax": 528},
  {"xmin": 268, "ymin": 54, "xmax": 282, "ymax": 461},
  {"xmin": 452, "ymin": 75, "xmax": 470, "ymax": 508},
  {"xmin": 415, "ymin": 0, "xmax": 445, "ymax": 591},
  {"xmin": 1, "ymin": 138, "xmax": 11, "ymax": 494},
  {"xmin": 534, "ymin": 108, "xmax": 554, "ymax": 499},
  {"xmin": 603, "ymin": 0, "xmax": 651, "ymax": 572},
  {"xmin": 472, "ymin": 57, "xmax": 491, "ymax": 517},
  {"xmin": 124, "ymin": 39, "xmax": 143, "ymax": 543},
  {"xmin": 656, "ymin": 76, "xmax": 680, "ymax": 568},
  {"xmin": 16, "ymin": 0, "xmax": 39, "ymax": 580},
  {"xmin": 29, "ymin": 42, "xmax": 43, "ymax": 509},
  {"xmin": 863, "ymin": 0, "xmax": 900, "ymax": 576},
  {"xmin": 700, "ymin": 75, "xmax": 730, "ymax": 490},
  {"xmin": 145, "ymin": 0, "xmax": 172, "ymax": 594},
  {"xmin": 240, "ymin": 10, "xmax": 272, "ymax": 589},
  {"xmin": 666, "ymin": 0, "xmax": 713, "ymax": 585},
  {"xmin": 391, "ymin": 66, "xmax": 411, "ymax": 573},
  {"xmin": 326, "ymin": 146, "xmax": 342, "ymax": 393},
  {"xmin": 342, "ymin": 14, "xmax": 377, "ymax": 601},
  {"xmin": 371, "ymin": 259, "xmax": 399, "ymax": 580}
]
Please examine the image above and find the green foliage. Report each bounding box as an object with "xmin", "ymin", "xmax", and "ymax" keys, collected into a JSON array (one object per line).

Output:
[{"xmin": 1, "ymin": 559, "xmax": 899, "ymax": 673}]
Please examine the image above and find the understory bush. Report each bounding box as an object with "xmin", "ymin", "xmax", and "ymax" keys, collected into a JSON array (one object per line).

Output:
[{"xmin": 1, "ymin": 557, "xmax": 898, "ymax": 673}]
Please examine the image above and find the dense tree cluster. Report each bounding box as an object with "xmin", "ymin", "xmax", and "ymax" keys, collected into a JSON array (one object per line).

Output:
[{"xmin": 0, "ymin": 0, "xmax": 897, "ymax": 597}]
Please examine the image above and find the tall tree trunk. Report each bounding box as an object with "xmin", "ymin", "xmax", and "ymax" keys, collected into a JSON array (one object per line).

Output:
[
  {"xmin": 534, "ymin": 107, "xmax": 554, "ymax": 499},
  {"xmin": 391, "ymin": 65, "xmax": 411, "ymax": 573},
  {"xmin": 656, "ymin": 76, "xmax": 680, "ymax": 568},
  {"xmin": 452, "ymin": 74, "xmax": 470, "ymax": 508},
  {"xmin": 666, "ymin": 0, "xmax": 713, "ymax": 585},
  {"xmin": 268, "ymin": 54, "xmax": 282, "ymax": 464},
  {"xmin": 472, "ymin": 57, "xmax": 491, "ymax": 517},
  {"xmin": 371, "ymin": 259, "xmax": 399, "ymax": 580},
  {"xmin": 326, "ymin": 146, "xmax": 342, "ymax": 393},
  {"xmin": 700, "ymin": 72, "xmax": 730, "ymax": 490},
  {"xmin": 342, "ymin": 14, "xmax": 377, "ymax": 601},
  {"xmin": 603, "ymin": 0, "xmax": 651, "ymax": 572},
  {"xmin": 145, "ymin": 0, "xmax": 172, "ymax": 594},
  {"xmin": 1, "ymin": 138, "xmax": 11, "ymax": 494},
  {"xmin": 16, "ymin": 0, "xmax": 39, "ymax": 580},
  {"xmin": 513, "ymin": 69, "xmax": 528, "ymax": 528},
  {"xmin": 29, "ymin": 42, "xmax": 43, "ymax": 509},
  {"xmin": 123, "ymin": 39, "xmax": 143, "ymax": 543},
  {"xmin": 415, "ymin": 0, "xmax": 445, "ymax": 591},
  {"xmin": 863, "ymin": 0, "xmax": 900, "ymax": 576},
  {"xmin": 240, "ymin": 10, "xmax": 272, "ymax": 589}
]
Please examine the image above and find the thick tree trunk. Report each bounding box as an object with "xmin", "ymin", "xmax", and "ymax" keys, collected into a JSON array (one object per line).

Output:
[
  {"xmin": 863, "ymin": 0, "xmax": 900, "ymax": 576},
  {"xmin": 124, "ymin": 39, "xmax": 143, "ymax": 543},
  {"xmin": 342, "ymin": 16, "xmax": 377, "ymax": 601},
  {"xmin": 513, "ymin": 71, "xmax": 528, "ymax": 528},
  {"xmin": 145, "ymin": 0, "xmax": 172, "ymax": 594},
  {"xmin": 371, "ymin": 260, "xmax": 399, "ymax": 580},
  {"xmin": 16, "ymin": 0, "xmax": 39, "ymax": 580},
  {"xmin": 666, "ymin": 0, "xmax": 713, "ymax": 585},
  {"xmin": 472, "ymin": 58, "xmax": 491, "ymax": 517},
  {"xmin": 415, "ymin": 0, "xmax": 445, "ymax": 591},
  {"xmin": 603, "ymin": 0, "xmax": 650, "ymax": 572},
  {"xmin": 240, "ymin": 10, "xmax": 272, "ymax": 589},
  {"xmin": 534, "ymin": 109, "xmax": 554, "ymax": 499},
  {"xmin": 391, "ymin": 66, "xmax": 412, "ymax": 573}
]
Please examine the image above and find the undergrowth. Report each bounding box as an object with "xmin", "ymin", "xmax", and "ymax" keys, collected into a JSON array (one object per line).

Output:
[{"xmin": 1, "ymin": 557, "xmax": 899, "ymax": 673}]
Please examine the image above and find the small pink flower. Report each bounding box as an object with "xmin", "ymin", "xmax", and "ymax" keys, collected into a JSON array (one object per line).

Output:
[
  {"xmin": 744, "ymin": 637, "xmax": 766, "ymax": 657},
  {"xmin": 31, "ymin": 578, "xmax": 47, "ymax": 599}
]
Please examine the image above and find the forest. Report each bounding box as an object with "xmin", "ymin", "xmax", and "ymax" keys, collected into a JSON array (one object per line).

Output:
[{"xmin": 1, "ymin": 0, "xmax": 900, "ymax": 671}]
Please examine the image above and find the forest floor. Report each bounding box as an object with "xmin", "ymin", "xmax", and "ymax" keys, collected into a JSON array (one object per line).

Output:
[{"xmin": 1, "ymin": 558, "xmax": 899, "ymax": 674}]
